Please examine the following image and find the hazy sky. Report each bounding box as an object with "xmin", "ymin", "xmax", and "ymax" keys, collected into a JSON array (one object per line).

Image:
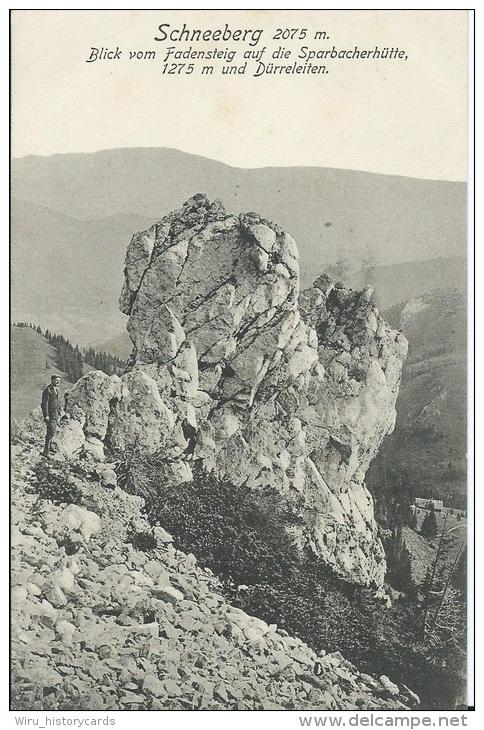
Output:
[{"xmin": 11, "ymin": 9, "xmax": 468, "ymax": 180}]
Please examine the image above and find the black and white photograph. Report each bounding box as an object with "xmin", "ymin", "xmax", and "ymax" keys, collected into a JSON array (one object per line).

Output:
[{"xmin": 8, "ymin": 7, "xmax": 474, "ymax": 720}]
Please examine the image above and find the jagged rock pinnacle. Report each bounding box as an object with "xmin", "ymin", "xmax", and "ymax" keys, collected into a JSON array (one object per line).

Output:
[{"xmin": 55, "ymin": 195, "xmax": 407, "ymax": 586}]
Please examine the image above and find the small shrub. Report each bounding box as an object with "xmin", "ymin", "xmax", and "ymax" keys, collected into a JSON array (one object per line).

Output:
[
  {"xmin": 31, "ymin": 460, "xmax": 83, "ymax": 506},
  {"xmin": 56, "ymin": 536, "xmax": 80, "ymax": 555},
  {"xmin": 122, "ymin": 456, "xmax": 305, "ymax": 586},
  {"xmin": 127, "ymin": 528, "xmax": 157, "ymax": 552}
]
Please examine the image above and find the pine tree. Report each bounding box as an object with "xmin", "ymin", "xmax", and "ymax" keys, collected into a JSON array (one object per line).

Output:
[
  {"xmin": 17, "ymin": 320, "xmax": 125, "ymax": 381},
  {"xmin": 418, "ymin": 516, "xmax": 466, "ymax": 649},
  {"xmin": 421, "ymin": 507, "xmax": 438, "ymax": 538},
  {"xmin": 83, "ymin": 346, "xmax": 125, "ymax": 376},
  {"xmin": 405, "ymin": 504, "xmax": 418, "ymax": 531}
]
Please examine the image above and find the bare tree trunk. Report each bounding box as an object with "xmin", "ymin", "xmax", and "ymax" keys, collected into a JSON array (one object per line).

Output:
[
  {"xmin": 418, "ymin": 514, "xmax": 449, "ymax": 641},
  {"xmin": 429, "ymin": 541, "xmax": 465, "ymax": 635}
]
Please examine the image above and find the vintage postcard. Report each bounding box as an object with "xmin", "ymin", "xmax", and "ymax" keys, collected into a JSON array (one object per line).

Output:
[{"xmin": 9, "ymin": 8, "xmax": 472, "ymax": 719}]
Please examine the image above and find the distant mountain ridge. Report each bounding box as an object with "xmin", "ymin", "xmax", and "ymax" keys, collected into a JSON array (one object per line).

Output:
[{"xmin": 11, "ymin": 148, "xmax": 466, "ymax": 344}]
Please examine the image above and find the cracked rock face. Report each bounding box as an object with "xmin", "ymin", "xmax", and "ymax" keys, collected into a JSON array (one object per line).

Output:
[{"xmin": 57, "ymin": 194, "xmax": 407, "ymax": 586}]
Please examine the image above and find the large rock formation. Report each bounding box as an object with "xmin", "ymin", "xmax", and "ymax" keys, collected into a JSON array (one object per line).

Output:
[{"xmin": 56, "ymin": 194, "xmax": 407, "ymax": 586}]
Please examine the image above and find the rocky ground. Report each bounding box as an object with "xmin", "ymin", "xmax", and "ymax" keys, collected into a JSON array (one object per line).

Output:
[{"xmin": 11, "ymin": 423, "xmax": 415, "ymax": 712}]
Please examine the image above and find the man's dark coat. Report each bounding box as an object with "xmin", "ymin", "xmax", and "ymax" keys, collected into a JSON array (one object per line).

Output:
[{"xmin": 41, "ymin": 383, "xmax": 61, "ymax": 421}]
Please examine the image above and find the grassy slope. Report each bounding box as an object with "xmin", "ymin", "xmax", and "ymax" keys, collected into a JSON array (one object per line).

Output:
[
  {"xmin": 10, "ymin": 326, "xmax": 93, "ymax": 422},
  {"xmin": 11, "ymin": 326, "xmax": 71, "ymax": 422}
]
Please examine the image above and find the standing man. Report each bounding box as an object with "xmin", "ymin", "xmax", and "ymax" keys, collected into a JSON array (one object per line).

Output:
[{"xmin": 41, "ymin": 374, "xmax": 62, "ymax": 456}]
